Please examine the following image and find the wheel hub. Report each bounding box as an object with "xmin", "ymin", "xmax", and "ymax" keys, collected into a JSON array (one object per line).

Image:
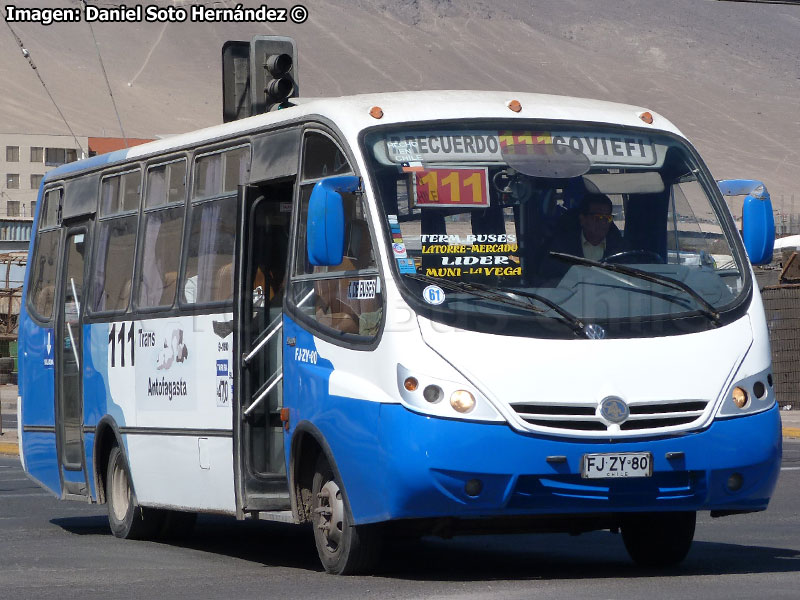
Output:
[
  {"xmin": 316, "ymin": 479, "xmax": 344, "ymax": 551},
  {"xmin": 110, "ymin": 461, "xmax": 130, "ymax": 521}
]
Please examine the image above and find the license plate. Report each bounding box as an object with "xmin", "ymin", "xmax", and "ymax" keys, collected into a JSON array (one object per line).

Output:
[{"xmin": 581, "ymin": 452, "xmax": 652, "ymax": 479}]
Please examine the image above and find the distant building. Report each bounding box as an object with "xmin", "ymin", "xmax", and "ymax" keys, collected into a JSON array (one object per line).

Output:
[
  {"xmin": 89, "ymin": 136, "xmax": 154, "ymax": 156},
  {"xmin": 0, "ymin": 134, "xmax": 153, "ymax": 252},
  {"xmin": 1, "ymin": 133, "xmax": 87, "ymax": 221}
]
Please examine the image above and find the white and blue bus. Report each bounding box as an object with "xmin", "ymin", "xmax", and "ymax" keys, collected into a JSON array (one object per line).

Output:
[{"xmin": 19, "ymin": 90, "xmax": 779, "ymax": 574}]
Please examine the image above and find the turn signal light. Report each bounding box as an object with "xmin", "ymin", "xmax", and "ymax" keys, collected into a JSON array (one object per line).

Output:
[{"xmin": 404, "ymin": 377, "xmax": 419, "ymax": 392}]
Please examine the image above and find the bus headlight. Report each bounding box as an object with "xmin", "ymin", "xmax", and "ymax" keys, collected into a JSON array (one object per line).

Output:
[
  {"xmin": 450, "ymin": 390, "xmax": 476, "ymax": 413},
  {"xmin": 716, "ymin": 367, "xmax": 775, "ymax": 419},
  {"xmin": 732, "ymin": 387, "xmax": 749, "ymax": 409},
  {"xmin": 396, "ymin": 363, "xmax": 503, "ymax": 422},
  {"xmin": 423, "ymin": 385, "xmax": 444, "ymax": 403}
]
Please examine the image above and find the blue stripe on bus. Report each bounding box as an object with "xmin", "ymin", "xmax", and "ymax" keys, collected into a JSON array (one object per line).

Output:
[
  {"xmin": 19, "ymin": 321, "xmax": 55, "ymax": 425},
  {"xmin": 83, "ymin": 323, "xmax": 125, "ymax": 427},
  {"xmin": 84, "ymin": 432, "xmax": 98, "ymax": 499},
  {"xmin": 281, "ymin": 316, "xmax": 387, "ymax": 523},
  {"xmin": 20, "ymin": 432, "xmax": 61, "ymax": 496},
  {"xmin": 61, "ymin": 466, "xmax": 86, "ymax": 485}
]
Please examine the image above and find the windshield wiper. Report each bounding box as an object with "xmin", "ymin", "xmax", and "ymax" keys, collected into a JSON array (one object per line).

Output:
[
  {"xmin": 403, "ymin": 273, "xmax": 591, "ymax": 338},
  {"xmin": 549, "ymin": 252, "xmax": 722, "ymax": 326}
]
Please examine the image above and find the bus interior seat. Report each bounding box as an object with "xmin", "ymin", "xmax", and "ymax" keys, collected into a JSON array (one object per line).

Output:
[
  {"xmin": 37, "ymin": 285, "xmax": 56, "ymax": 317},
  {"xmin": 212, "ymin": 261, "xmax": 234, "ymax": 302},
  {"xmin": 104, "ymin": 270, "xmax": 132, "ymax": 312},
  {"xmin": 621, "ymin": 192, "xmax": 670, "ymax": 259},
  {"xmin": 160, "ymin": 271, "xmax": 178, "ymax": 305}
]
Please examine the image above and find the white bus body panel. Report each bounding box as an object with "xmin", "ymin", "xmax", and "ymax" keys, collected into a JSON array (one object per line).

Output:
[{"xmin": 102, "ymin": 313, "xmax": 235, "ymax": 512}]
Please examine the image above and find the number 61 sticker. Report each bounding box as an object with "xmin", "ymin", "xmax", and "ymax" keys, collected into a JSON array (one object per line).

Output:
[{"xmin": 423, "ymin": 285, "xmax": 446, "ymax": 305}]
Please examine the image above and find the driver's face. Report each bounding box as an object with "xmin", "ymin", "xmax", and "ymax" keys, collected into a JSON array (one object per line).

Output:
[{"xmin": 579, "ymin": 202, "xmax": 612, "ymax": 245}]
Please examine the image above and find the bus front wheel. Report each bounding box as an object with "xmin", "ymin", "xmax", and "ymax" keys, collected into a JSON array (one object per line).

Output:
[
  {"xmin": 311, "ymin": 454, "xmax": 382, "ymax": 574},
  {"xmin": 621, "ymin": 511, "xmax": 696, "ymax": 567},
  {"xmin": 106, "ymin": 446, "xmax": 163, "ymax": 540}
]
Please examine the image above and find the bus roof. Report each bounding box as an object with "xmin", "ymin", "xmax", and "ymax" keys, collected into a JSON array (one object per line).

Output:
[{"xmin": 44, "ymin": 90, "xmax": 683, "ymax": 182}]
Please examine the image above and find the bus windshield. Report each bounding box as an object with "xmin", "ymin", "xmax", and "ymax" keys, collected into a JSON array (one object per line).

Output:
[{"xmin": 362, "ymin": 123, "xmax": 745, "ymax": 338}]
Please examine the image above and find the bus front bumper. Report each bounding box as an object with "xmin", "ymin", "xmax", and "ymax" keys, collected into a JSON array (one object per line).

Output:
[{"xmin": 361, "ymin": 403, "xmax": 782, "ymax": 524}]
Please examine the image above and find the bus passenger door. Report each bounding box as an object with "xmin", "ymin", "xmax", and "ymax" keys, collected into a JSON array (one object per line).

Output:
[
  {"xmin": 56, "ymin": 226, "xmax": 92, "ymax": 500},
  {"xmin": 234, "ymin": 182, "xmax": 293, "ymax": 513}
]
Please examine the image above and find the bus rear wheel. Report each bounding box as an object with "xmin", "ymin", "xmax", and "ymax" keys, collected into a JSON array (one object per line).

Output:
[
  {"xmin": 311, "ymin": 455, "xmax": 382, "ymax": 575},
  {"xmin": 621, "ymin": 511, "xmax": 696, "ymax": 567},
  {"xmin": 106, "ymin": 446, "xmax": 163, "ymax": 540}
]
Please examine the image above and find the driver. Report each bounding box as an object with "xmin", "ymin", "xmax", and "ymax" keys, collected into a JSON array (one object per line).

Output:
[{"xmin": 551, "ymin": 193, "xmax": 623, "ymax": 261}]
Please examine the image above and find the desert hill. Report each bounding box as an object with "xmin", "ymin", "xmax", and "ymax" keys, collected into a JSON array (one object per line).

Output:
[{"xmin": 1, "ymin": 0, "xmax": 798, "ymax": 211}]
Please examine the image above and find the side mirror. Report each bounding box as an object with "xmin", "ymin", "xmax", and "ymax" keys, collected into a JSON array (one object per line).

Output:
[
  {"xmin": 307, "ymin": 175, "xmax": 359, "ymax": 266},
  {"xmin": 718, "ymin": 179, "xmax": 775, "ymax": 266}
]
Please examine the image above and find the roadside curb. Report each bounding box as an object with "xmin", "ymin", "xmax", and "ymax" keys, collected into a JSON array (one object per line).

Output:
[
  {"xmin": 783, "ymin": 427, "xmax": 800, "ymax": 440},
  {"xmin": 0, "ymin": 440, "xmax": 19, "ymax": 456}
]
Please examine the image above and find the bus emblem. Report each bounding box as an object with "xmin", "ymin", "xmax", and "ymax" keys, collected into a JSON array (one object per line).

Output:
[
  {"xmin": 600, "ymin": 396, "xmax": 629, "ymax": 424},
  {"xmin": 583, "ymin": 324, "xmax": 606, "ymax": 339}
]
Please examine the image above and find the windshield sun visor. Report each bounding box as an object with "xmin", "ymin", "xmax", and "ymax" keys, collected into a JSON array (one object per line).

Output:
[
  {"xmin": 501, "ymin": 143, "xmax": 590, "ymax": 179},
  {"xmin": 582, "ymin": 172, "xmax": 665, "ymax": 195}
]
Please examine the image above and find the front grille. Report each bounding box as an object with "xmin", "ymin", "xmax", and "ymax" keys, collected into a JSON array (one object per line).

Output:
[{"xmin": 510, "ymin": 399, "xmax": 710, "ymax": 435}]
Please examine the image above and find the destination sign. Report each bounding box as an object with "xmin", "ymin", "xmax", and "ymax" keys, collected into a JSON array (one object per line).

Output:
[{"xmin": 385, "ymin": 130, "xmax": 656, "ymax": 167}]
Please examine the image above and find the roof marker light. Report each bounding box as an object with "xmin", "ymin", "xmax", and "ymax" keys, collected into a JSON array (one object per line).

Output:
[
  {"xmin": 507, "ymin": 99, "xmax": 522, "ymax": 113},
  {"xmin": 639, "ymin": 111, "xmax": 654, "ymax": 124},
  {"xmin": 369, "ymin": 106, "xmax": 384, "ymax": 119}
]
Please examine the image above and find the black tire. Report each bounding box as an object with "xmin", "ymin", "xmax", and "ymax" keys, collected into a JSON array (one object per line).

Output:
[
  {"xmin": 106, "ymin": 446, "xmax": 163, "ymax": 540},
  {"xmin": 311, "ymin": 454, "xmax": 382, "ymax": 575},
  {"xmin": 621, "ymin": 511, "xmax": 696, "ymax": 568},
  {"xmin": 158, "ymin": 510, "xmax": 197, "ymax": 540}
]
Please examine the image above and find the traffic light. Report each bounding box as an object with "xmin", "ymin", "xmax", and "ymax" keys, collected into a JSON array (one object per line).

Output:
[
  {"xmin": 221, "ymin": 36, "xmax": 299, "ymax": 122},
  {"xmin": 221, "ymin": 40, "xmax": 252, "ymax": 122}
]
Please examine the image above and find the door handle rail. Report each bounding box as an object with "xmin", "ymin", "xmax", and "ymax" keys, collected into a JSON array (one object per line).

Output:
[
  {"xmin": 244, "ymin": 370, "xmax": 283, "ymax": 417},
  {"xmin": 242, "ymin": 315, "xmax": 283, "ymax": 367}
]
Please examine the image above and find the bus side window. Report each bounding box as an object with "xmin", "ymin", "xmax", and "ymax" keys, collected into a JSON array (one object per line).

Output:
[
  {"xmin": 289, "ymin": 132, "xmax": 382, "ymax": 338},
  {"xmin": 137, "ymin": 159, "xmax": 186, "ymax": 309},
  {"xmin": 91, "ymin": 170, "xmax": 141, "ymax": 313},
  {"xmin": 28, "ymin": 229, "xmax": 61, "ymax": 322},
  {"xmin": 182, "ymin": 146, "xmax": 249, "ymax": 304},
  {"xmin": 39, "ymin": 187, "xmax": 61, "ymax": 229}
]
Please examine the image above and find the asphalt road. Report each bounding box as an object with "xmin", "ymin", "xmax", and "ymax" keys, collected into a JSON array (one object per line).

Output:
[
  {"xmin": 1, "ymin": 442, "xmax": 799, "ymax": 599},
  {"xmin": 0, "ymin": 413, "xmax": 16, "ymax": 432}
]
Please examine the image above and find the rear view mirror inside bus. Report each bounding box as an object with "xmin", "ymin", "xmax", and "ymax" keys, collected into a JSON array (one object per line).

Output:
[{"xmin": 307, "ymin": 175, "xmax": 359, "ymax": 266}]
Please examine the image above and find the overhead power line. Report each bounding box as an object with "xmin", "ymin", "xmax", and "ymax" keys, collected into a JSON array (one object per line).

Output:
[
  {"xmin": 4, "ymin": 21, "xmax": 87, "ymax": 157},
  {"xmin": 79, "ymin": 0, "xmax": 129, "ymax": 148}
]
